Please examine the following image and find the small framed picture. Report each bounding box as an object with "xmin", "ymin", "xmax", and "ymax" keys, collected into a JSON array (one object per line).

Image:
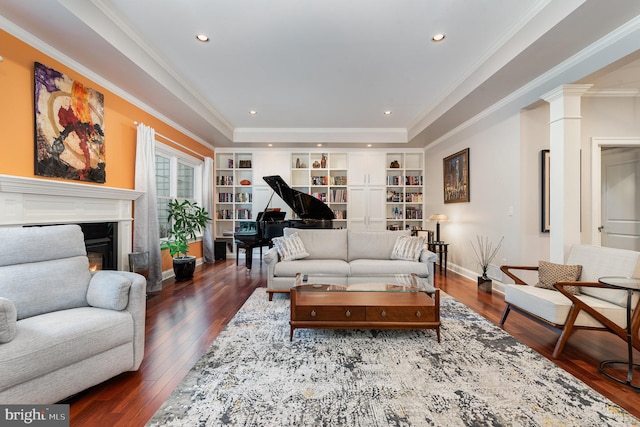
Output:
[{"xmin": 443, "ymin": 148, "xmax": 470, "ymax": 203}]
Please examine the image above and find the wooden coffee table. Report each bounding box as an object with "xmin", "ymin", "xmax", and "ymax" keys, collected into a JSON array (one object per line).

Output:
[{"xmin": 289, "ymin": 274, "xmax": 440, "ymax": 341}]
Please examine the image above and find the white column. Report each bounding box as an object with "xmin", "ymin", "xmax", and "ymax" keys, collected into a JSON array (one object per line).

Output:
[{"xmin": 541, "ymin": 85, "xmax": 591, "ymax": 262}]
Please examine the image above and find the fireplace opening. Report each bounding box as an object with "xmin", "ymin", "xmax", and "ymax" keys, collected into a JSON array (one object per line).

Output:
[{"xmin": 80, "ymin": 222, "xmax": 118, "ymax": 270}]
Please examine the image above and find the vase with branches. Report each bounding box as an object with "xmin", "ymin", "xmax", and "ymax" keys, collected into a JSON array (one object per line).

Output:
[{"xmin": 470, "ymin": 235, "xmax": 504, "ymax": 292}]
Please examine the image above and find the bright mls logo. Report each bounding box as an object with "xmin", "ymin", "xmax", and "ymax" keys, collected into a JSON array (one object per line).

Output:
[{"xmin": 1, "ymin": 405, "xmax": 69, "ymax": 426}]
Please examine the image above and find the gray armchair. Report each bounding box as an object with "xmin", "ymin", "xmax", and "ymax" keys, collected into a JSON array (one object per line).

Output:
[{"xmin": 0, "ymin": 224, "xmax": 146, "ymax": 404}]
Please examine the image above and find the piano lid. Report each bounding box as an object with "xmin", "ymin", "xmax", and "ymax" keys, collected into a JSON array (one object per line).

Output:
[{"xmin": 262, "ymin": 175, "xmax": 335, "ymax": 220}]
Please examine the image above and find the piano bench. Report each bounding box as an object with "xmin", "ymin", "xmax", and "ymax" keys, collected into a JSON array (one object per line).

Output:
[{"xmin": 235, "ymin": 239, "xmax": 272, "ymax": 270}]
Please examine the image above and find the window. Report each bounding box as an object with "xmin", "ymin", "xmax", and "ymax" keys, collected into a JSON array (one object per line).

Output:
[{"xmin": 155, "ymin": 143, "xmax": 203, "ymax": 238}]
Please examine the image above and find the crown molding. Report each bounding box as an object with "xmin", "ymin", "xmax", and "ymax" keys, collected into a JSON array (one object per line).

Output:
[
  {"xmin": 424, "ymin": 14, "xmax": 640, "ymax": 151},
  {"xmin": 233, "ymin": 128, "xmax": 408, "ymax": 144},
  {"xmin": 0, "ymin": 13, "xmax": 217, "ymax": 152},
  {"xmin": 584, "ymin": 89, "xmax": 640, "ymax": 97}
]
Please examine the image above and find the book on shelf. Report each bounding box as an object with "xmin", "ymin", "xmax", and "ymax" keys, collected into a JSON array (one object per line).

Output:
[
  {"xmin": 332, "ymin": 176, "xmax": 347, "ymax": 185},
  {"xmin": 405, "ymin": 175, "xmax": 423, "ymax": 186},
  {"xmin": 405, "ymin": 192, "xmax": 423, "ymax": 202},
  {"xmin": 216, "ymin": 175, "xmax": 233, "ymax": 186},
  {"xmin": 235, "ymin": 208, "xmax": 252, "ymax": 219},
  {"xmin": 218, "ymin": 192, "xmax": 233, "ymax": 202},
  {"xmin": 311, "ymin": 192, "xmax": 327, "ymax": 202},
  {"xmin": 311, "ymin": 175, "xmax": 329, "ymax": 185},
  {"xmin": 330, "ymin": 189, "xmax": 347, "ymax": 203},
  {"xmin": 216, "ymin": 209, "xmax": 233, "ymax": 220},
  {"xmin": 404, "ymin": 207, "xmax": 423, "ymax": 219},
  {"xmin": 235, "ymin": 192, "xmax": 253, "ymax": 203}
]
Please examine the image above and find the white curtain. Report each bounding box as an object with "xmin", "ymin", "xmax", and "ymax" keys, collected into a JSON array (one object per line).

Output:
[
  {"xmin": 202, "ymin": 156, "xmax": 215, "ymax": 263},
  {"xmin": 134, "ymin": 123, "xmax": 163, "ymax": 292}
]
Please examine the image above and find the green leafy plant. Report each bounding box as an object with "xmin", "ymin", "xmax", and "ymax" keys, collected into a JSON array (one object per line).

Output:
[
  {"xmin": 470, "ymin": 235, "xmax": 504, "ymax": 279},
  {"xmin": 161, "ymin": 199, "xmax": 211, "ymax": 259}
]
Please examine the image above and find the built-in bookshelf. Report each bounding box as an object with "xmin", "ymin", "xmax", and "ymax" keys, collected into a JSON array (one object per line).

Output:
[
  {"xmin": 290, "ymin": 152, "xmax": 348, "ymax": 227},
  {"xmin": 214, "ymin": 152, "xmax": 254, "ymax": 241},
  {"xmin": 385, "ymin": 152, "xmax": 424, "ymax": 232}
]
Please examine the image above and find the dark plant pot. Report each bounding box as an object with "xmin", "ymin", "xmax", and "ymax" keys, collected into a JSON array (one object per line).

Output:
[
  {"xmin": 478, "ymin": 276, "xmax": 492, "ymax": 293},
  {"xmin": 173, "ymin": 256, "xmax": 196, "ymax": 281}
]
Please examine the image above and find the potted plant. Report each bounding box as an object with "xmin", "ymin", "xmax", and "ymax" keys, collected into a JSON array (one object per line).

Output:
[
  {"xmin": 161, "ymin": 199, "xmax": 211, "ymax": 281},
  {"xmin": 470, "ymin": 235, "xmax": 504, "ymax": 293}
]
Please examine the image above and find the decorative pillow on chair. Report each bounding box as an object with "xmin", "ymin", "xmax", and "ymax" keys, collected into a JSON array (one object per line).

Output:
[
  {"xmin": 0, "ymin": 297, "xmax": 17, "ymax": 343},
  {"xmin": 535, "ymin": 260, "xmax": 582, "ymax": 295},
  {"xmin": 391, "ymin": 235, "xmax": 426, "ymax": 262},
  {"xmin": 272, "ymin": 232, "xmax": 310, "ymax": 261}
]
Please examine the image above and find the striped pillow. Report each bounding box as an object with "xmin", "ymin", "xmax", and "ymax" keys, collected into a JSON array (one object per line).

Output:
[
  {"xmin": 272, "ymin": 232, "xmax": 310, "ymax": 261},
  {"xmin": 391, "ymin": 235, "xmax": 426, "ymax": 262}
]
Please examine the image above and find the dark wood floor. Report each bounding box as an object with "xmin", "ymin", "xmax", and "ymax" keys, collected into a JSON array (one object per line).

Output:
[{"xmin": 65, "ymin": 260, "xmax": 640, "ymax": 426}]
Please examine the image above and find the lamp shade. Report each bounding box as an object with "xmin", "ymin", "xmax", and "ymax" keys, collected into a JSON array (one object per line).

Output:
[{"xmin": 428, "ymin": 214, "xmax": 449, "ymax": 222}]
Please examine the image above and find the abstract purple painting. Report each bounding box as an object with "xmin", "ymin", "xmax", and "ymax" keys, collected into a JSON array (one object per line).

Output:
[{"xmin": 34, "ymin": 62, "xmax": 105, "ymax": 183}]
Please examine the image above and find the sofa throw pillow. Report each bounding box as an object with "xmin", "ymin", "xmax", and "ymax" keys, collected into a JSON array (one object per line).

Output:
[
  {"xmin": 272, "ymin": 232, "xmax": 310, "ymax": 261},
  {"xmin": 390, "ymin": 235, "xmax": 426, "ymax": 262},
  {"xmin": 87, "ymin": 271, "xmax": 132, "ymax": 311},
  {"xmin": 535, "ymin": 260, "xmax": 582, "ymax": 295},
  {"xmin": 0, "ymin": 297, "xmax": 18, "ymax": 343}
]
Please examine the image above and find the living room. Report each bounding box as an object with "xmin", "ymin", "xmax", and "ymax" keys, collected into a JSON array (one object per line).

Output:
[{"xmin": 1, "ymin": 1, "xmax": 640, "ymax": 425}]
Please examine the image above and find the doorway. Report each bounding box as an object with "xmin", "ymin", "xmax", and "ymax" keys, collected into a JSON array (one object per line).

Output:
[{"xmin": 591, "ymin": 138, "xmax": 640, "ymax": 249}]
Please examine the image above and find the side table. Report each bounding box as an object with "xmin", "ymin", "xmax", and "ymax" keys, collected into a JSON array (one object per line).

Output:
[
  {"xmin": 427, "ymin": 242, "xmax": 449, "ymax": 276},
  {"xmin": 597, "ymin": 276, "xmax": 640, "ymax": 390}
]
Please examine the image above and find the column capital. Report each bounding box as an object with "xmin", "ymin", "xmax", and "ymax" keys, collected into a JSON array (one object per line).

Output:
[{"xmin": 541, "ymin": 84, "xmax": 593, "ymax": 103}]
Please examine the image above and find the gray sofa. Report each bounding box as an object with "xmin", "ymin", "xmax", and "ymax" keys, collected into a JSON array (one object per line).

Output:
[
  {"xmin": 264, "ymin": 228, "xmax": 437, "ymax": 300},
  {"xmin": 0, "ymin": 224, "xmax": 146, "ymax": 404}
]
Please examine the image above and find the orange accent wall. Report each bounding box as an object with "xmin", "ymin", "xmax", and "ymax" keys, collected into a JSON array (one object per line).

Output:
[{"xmin": 0, "ymin": 29, "xmax": 214, "ymax": 272}]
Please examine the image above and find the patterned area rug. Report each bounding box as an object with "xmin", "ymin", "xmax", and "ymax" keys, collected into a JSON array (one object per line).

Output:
[{"xmin": 147, "ymin": 289, "xmax": 639, "ymax": 426}]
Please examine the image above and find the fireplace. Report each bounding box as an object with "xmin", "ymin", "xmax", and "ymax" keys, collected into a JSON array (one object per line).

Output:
[
  {"xmin": 0, "ymin": 175, "xmax": 142, "ymax": 270},
  {"xmin": 81, "ymin": 222, "xmax": 118, "ymax": 270}
]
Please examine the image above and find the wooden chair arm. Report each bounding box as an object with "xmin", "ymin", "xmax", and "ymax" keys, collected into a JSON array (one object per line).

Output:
[
  {"xmin": 500, "ymin": 265, "xmax": 538, "ymax": 285},
  {"xmin": 554, "ymin": 281, "xmax": 608, "ymax": 290},
  {"xmin": 554, "ymin": 281, "xmax": 636, "ymax": 349}
]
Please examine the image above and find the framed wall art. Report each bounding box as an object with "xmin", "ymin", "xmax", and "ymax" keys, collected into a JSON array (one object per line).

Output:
[
  {"xmin": 443, "ymin": 148, "xmax": 469, "ymax": 203},
  {"xmin": 34, "ymin": 62, "xmax": 106, "ymax": 183},
  {"xmin": 541, "ymin": 149, "xmax": 550, "ymax": 232}
]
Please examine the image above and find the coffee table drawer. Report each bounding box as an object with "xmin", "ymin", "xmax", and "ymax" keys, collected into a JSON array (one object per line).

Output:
[
  {"xmin": 366, "ymin": 305, "xmax": 434, "ymax": 322},
  {"xmin": 294, "ymin": 306, "xmax": 366, "ymax": 321}
]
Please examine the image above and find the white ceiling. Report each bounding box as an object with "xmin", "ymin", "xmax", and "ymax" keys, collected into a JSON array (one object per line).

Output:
[{"xmin": 1, "ymin": 0, "xmax": 640, "ymax": 149}]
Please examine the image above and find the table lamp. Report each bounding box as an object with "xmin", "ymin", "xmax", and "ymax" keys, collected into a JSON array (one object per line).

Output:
[{"xmin": 427, "ymin": 214, "xmax": 449, "ymax": 242}]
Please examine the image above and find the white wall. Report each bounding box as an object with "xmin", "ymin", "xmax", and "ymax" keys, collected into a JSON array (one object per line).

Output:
[
  {"xmin": 424, "ymin": 109, "xmax": 522, "ymax": 283},
  {"xmin": 424, "ymin": 92, "xmax": 640, "ymax": 287}
]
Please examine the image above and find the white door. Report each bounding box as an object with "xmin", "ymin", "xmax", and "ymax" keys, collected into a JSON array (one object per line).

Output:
[
  {"xmin": 366, "ymin": 186, "xmax": 386, "ymax": 230},
  {"xmin": 347, "ymin": 186, "xmax": 385, "ymax": 231},
  {"xmin": 601, "ymin": 147, "xmax": 640, "ymax": 250},
  {"xmin": 347, "ymin": 152, "xmax": 386, "ymax": 186}
]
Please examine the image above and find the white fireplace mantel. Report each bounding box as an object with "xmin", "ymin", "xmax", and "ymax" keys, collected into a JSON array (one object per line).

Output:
[{"xmin": 0, "ymin": 174, "xmax": 144, "ymax": 270}]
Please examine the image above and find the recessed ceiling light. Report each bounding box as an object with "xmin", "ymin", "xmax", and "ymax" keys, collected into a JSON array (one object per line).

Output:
[
  {"xmin": 432, "ymin": 33, "xmax": 445, "ymax": 42},
  {"xmin": 317, "ymin": 144, "xmax": 322, "ymax": 147},
  {"xmin": 268, "ymin": 144, "xmax": 273, "ymax": 147},
  {"xmin": 196, "ymin": 34, "xmax": 210, "ymax": 42},
  {"xmin": 384, "ymin": 110, "xmax": 392, "ymax": 115},
  {"xmin": 249, "ymin": 110, "xmax": 257, "ymax": 115},
  {"xmin": 367, "ymin": 144, "xmax": 372, "ymax": 147}
]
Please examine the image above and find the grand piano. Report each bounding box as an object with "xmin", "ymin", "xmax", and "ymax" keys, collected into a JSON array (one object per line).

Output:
[{"xmin": 233, "ymin": 175, "xmax": 335, "ymax": 269}]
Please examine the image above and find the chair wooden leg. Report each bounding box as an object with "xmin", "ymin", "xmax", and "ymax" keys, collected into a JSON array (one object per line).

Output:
[
  {"xmin": 552, "ymin": 305, "xmax": 581, "ymax": 359},
  {"xmin": 499, "ymin": 304, "xmax": 511, "ymax": 326}
]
